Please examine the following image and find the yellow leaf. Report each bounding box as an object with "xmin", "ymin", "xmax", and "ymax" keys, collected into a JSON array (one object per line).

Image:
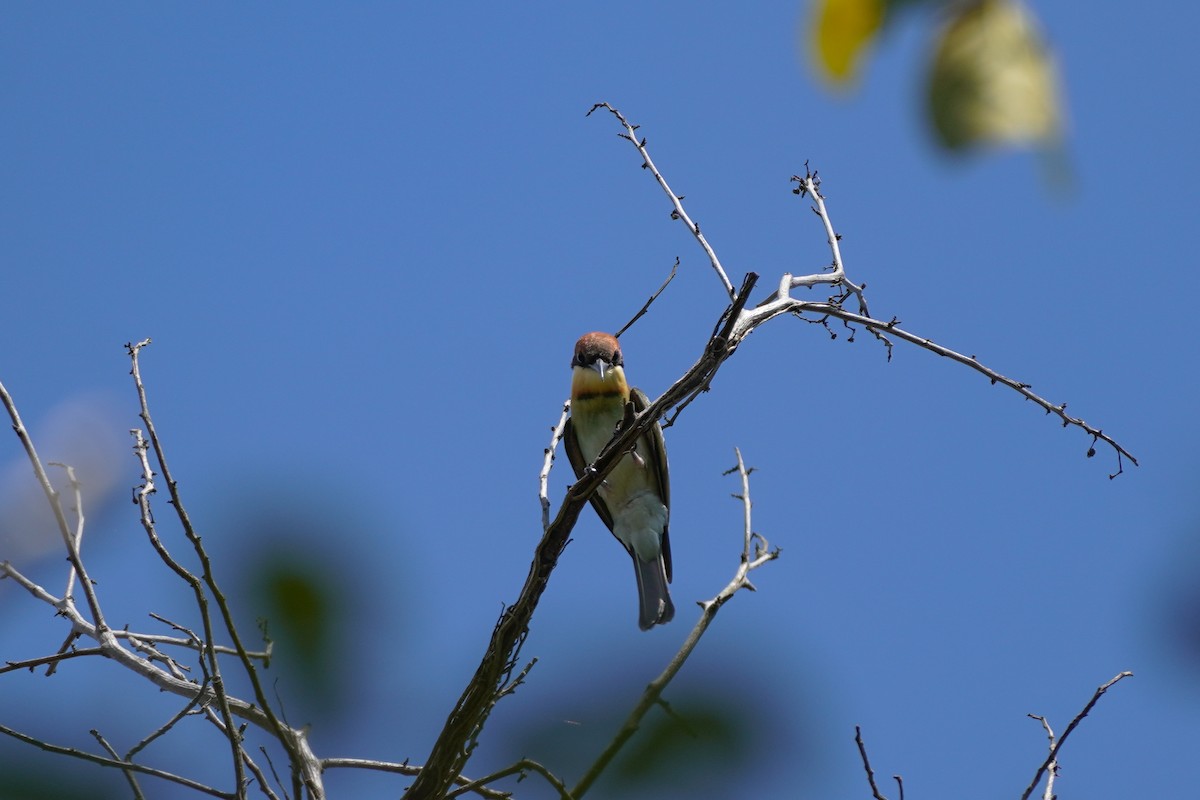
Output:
[
  {"xmin": 927, "ymin": 0, "xmax": 1063, "ymax": 151},
  {"xmin": 809, "ymin": 0, "xmax": 886, "ymax": 86}
]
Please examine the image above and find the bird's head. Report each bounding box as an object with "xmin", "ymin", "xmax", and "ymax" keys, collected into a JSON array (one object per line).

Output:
[{"xmin": 572, "ymin": 331, "xmax": 624, "ymax": 379}]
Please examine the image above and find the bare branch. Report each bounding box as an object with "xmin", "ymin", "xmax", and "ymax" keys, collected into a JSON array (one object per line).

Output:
[
  {"xmin": 127, "ymin": 695, "xmax": 206, "ymax": 760},
  {"xmin": 589, "ymin": 106, "xmax": 1134, "ymax": 472},
  {"xmin": 200, "ymin": 709, "xmax": 284, "ymax": 800},
  {"xmin": 127, "ymin": 421, "xmax": 249, "ymax": 798},
  {"xmin": 403, "ymin": 273, "xmax": 763, "ymax": 799},
  {"xmin": 588, "ymin": 102, "xmax": 736, "ymax": 299},
  {"xmin": 0, "ymin": 379, "xmax": 109, "ymax": 637},
  {"xmin": 1021, "ymin": 671, "xmax": 1133, "ymax": 800},
  {"xmin": 1027, "ymin": 715, "xmax": 1057, "ymax": 800},
  {"xmin": 0, "ymin": 560, "xmax": 272, "ymax": 723},
  {"xmin": 855, "ymin": 726, "xmax": 888, "ymax": 800},
  {"xmin": 1, "ymin": 389, "xmax": 316, "ymax": 797},
  {"xmin": 117, "ymin": 629, "xmax": 271, "ymax": 661},
  {"xmin": 446, "ymin": 758, "xmax": 573, "ymax": 800},
  {"xmin": 127, "ymin": 340, "xmax": 322, "ymax": 797},
  {"xmin": 571, "ymin": 448, "xmax": 779, "ymax": 799},
  {"xmin": 0, "ymin": 723, "xmax": 233, "ymax": 798},
  {"xmin": 322, "ymin": 759, "xmax": 511, "ymax": 799},
  {"xmin": 46, "ymin": 461, "xmax": 86, "ymax": 600},
  {"xmin": 666, "ymin": 271, "xmax": 760, "ymax": 428},
  {"xmin": 242, "ymin": 753, "xmax": 281, "ymax": 800},
  {"xmin": 615, "ymin": 257, "xmax": 679, "ymax": 339},
  {"xmin": 737, "ymin": 287, "xmax": 1137, "ymax": 473},
  {"xmin": 2, "ymin": 105, "xmax": 1133, "ymax": 800},
  {"xmin": 92, "ymin": 729, "xmax": 147, "ymax": 800},
  {"xmin": 1, "ymin": 647, "xmax": 104, "ymax": 675},
  {"xmin": 540, "ymin": 403, "xmax": 571, "ymax": 532}
]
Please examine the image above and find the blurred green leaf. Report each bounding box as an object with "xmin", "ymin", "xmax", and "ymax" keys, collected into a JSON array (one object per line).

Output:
[
  {"xmin": 499, "ymin": 668, "xmax": 815, "ymax": 798},
  {"xmin": 0, "ymin": 756, "xmax": 122, "ymax": 800},
  {"xmin": 245, "ymin": 541, "xmax": 347, "ymax": 714},
  {"xmin": 927, "ymin": 0, "xmax": 1063, "ymax": 151},
  {"xmin": 610, "ymin": 698, "xmax": 751, "ymax": 784}
]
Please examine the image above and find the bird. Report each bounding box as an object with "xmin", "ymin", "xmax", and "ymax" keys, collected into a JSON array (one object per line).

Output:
[{"xmin": 563, "ymin": 331, "xmax": 675, "ymax": 630}]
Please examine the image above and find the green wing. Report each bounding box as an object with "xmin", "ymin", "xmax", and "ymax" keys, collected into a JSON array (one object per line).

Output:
[
  {"xmin": 563, "ymin": 390, "xmax": 672, "ymax": 582},
  {"xmin": 629, "ymin": 387, "xmax": 672, "ymax": 582}
]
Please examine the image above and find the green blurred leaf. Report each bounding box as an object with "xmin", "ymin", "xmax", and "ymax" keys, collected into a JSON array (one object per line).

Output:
[
  {"xmin": 499, "ymin": 671, "xmax": 815, "ymax": 798},
  {"xmin": 927, "ymin": 0, "xmax": 1063, "ymax": 151},
  {"xmin": 611, "ymin": 699, "xmax": 751, "ymax": 784},
  {"xmin": 0, "ymin": 756, "xmax": 122, "ymax": 800},
  {"xmin": 247, "ymin": 549, "xmax": 345, "ymax": 712}
]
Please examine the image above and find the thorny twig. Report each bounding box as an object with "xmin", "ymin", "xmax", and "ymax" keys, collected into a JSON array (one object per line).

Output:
[
  {"xmin": 570, "ymin": 448, "xmax": 778, "ymax": 799},
  {"xmin": 588, "ymin": 102, "xmax": 736, "ymax": 300},
  {"xmin": 1021, "ymin": 671, "xmax": 1133, "ymax": 800},
  {"xmin": 407, "ymin": 104, "xmax": 1136, "ymax": 798}
]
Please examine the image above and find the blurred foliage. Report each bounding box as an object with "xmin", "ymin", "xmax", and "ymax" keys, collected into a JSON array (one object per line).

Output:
[
  {"xmin": 1158, "ymin": 523, "xmax": 1200, "ymax": 685},
  {"xmin": 808, "ymin": 0, "xmax": 885, "ymax": 85},
  {"xmin": 0, "ymin": 754, "xmax": 122, "ymax": 800},
  {"xmin": 237, "ymin": 509, "xmax": 357, "ymax": 720},
  {"xmin": 502, "ymin": 671, "xmax": 810, "ymax": 798},
  {"xmin": 610, "ymin": 699, "xmax": 752, "ymax": 785},
  {"xmin": 927, "ymin": 0, "xmax": 1061, "ymax": 150},
  {"xmin": 806, "ymin": 0, "xmax": 1064, "ymax": 154}
]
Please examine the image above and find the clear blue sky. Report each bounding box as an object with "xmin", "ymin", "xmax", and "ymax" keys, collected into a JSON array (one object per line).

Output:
[{"xmin": 2, "ymin": 4, "xmax": 1197, "ymax": 799}]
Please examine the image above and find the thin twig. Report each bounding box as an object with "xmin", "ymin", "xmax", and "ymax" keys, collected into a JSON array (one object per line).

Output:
[
  {"xmin": 0, "ymin": 723, "xmax": 233, "ymax": 798},
  {"xmin": 0, "ymin": 379, "xmax": 109, "ymax": 636},
  {"xmin": 127, "ymin": 421, "xmax": 250, "ymax": 798},
  {"xmin": 201, "ymin": 710, "xmax": 282, "ymax": 800},
  {"xmin": 45, "ymin": 629, "xmax": 83, "ymax": 677},
  {"xmin": 47, "ymin": 462, "xmax": 86, "ymax": 600},
  {"xmin": 1, "ymin": 503, "xmax": 303, "ymax": 798},
  {"xmin": 1, "ymin": 647, "xmax": 104, "ymax": 674},
  {"xmin": 735, "ymin": 295, "xmax": 1137, "ymax": 474},
  {"xmin": 446, "ymin": 758, "xmax": 572, "ymax": 800},
  {"xmin": 0, "ymin": 559, "xmax": 274, "ymax": 724},
  {"xmin": 243, "ymin": 752, "xmax": 280, "ymax": 800},
  {"xmin": 615, "ymin": 257, "xmax": 679, "ymax": 339},
  {"xmin": 321, "ymin": 759, "xmax": 511, "ymax": 799},
  {"xmin": 47, "ymin": 462, "xmax": 86, "ymax": 679},
  {"xmin": 1028, "ymin": 715, "xmax": 1057, "ymax": 800},
  {"xmin": 128, "ymin": 340, "xmax": 323, "ymax": 797},
  {"xmin": 855, "ymin": 726, "xmax": 888, "ymax": 800},
  {"xmin": 588, "ymin": 102, "xmax": 735, "ymax": 300},
  {"xmin": 571, "ymin": 448, "xmax": 778, "ymax": 798},
  {"xmin": 116, "ymin": 629, "xmax": 271, "ymax": 660},
  {"xmin": 665, "ymin": 271, "xmax": 759, "ymax": 428},
  {"xmin": 127, "ymin": 694, "xmax": 206, "ymax": 760},
  {"xmin": 540, "ymin": 403, "xmax": 571, "ymax": 532},
  {"xmin": 93, "ymin": 729, "xmax": 148, "ymax": 800},
  {"xmin": 591, "ymin": 106, "xmax": 1135, "ymax": 475},
  {"xmin": 1020, "ymin": 671, "xmax": 1133, "ymax": 800}
]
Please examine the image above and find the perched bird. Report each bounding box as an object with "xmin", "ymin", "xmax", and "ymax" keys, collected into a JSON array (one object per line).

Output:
[{"xmin": 564, "ymin": 332, "xmax": 675, "ymax": 630}]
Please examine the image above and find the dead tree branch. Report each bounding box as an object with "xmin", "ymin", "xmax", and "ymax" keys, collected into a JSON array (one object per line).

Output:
[
  {"xmin": 570, "ymin": 448, "xmax": 778, "ymax": 799},
  {"xmin": 403, "ymin": 104, "xmax": 1136, "ymax": 798},
  {"xmin": 1021, "ymin": 671, "xmax": 1133, "ymax": 800}
]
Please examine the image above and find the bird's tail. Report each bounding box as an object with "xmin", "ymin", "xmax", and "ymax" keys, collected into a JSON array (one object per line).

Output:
[{"xmin": 632, "ymin": 553, "xmax": 675, "ymax": 630}]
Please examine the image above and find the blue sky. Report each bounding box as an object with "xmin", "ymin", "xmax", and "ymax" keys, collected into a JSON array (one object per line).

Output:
[{"xmin": 2, "ymin": 4, "xmax": 1197, "ymax": 799}]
